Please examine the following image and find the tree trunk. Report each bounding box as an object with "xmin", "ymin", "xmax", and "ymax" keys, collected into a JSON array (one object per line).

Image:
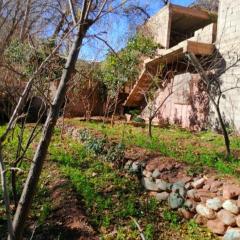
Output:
[
  {"xmin": 148, "ymin": 117, "xmax": 153, "ymax": 138},
  {"xmin": 11, "ymin": 168, "xmax": 18, "ymax": 209},
  {"xmin": 20, "ymin": 0, "xmax": 32, "ymax": 41},
  {"xmin": 215, "ymin": 105, "xmax": 231, "ymax": 157},
  {"xmin": 9, "ymin": 20, "xmax": 92, "ymax": 240},
  {"xmin": 187, "ymin": 52, "xmax": 231, "ymax": 158},
  {"xmin": 111, "ymin": 90, "xmax": 119, "ymax": 126}
]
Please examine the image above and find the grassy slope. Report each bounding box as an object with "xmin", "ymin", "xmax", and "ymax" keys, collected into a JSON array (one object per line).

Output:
[
  {"xmin": 0, "ymin": 123, "xmax": 223, "ymax": 239},
  {"xmin": 49, "ymin": 129, "xmax": 217, "ymax": 240},
  {"xmin": 65, "ymin": 119, "xmax": 240, "ymax": 178}
]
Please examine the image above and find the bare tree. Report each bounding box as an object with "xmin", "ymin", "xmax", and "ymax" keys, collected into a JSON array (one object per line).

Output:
[
  {"xmin": 7, "ymin": 1, "xmax": 94, "ymax": 238},
  {"xmin": 141, "ymin": 70, "xmax": 174, "ymax": 138},
  {"xmin": 140, "ymin": 63, "xmax": 192, "ymax": 138},
  {"xmin": 187, "ymin": 50, "xmax": 240, "ymax": 158}
]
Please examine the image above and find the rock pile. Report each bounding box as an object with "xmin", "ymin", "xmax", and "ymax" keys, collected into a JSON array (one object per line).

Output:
[{"xmin": 125, "ymin": 159, "xmax": 240, "ymax": 239}]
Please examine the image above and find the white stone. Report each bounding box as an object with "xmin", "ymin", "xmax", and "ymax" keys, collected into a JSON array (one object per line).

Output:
[
  {"xmin": 196, "ymin": 204, "xmax": 215, "ymax": 219},
  {"xmin": 141, "ymin": 177, "xmax": 159, "ymax": 192},
  {"xmin": 155, "ymin": 192, "xmax": 169, "ymax": 202},
  {"xmin": 192, "ymin": 178, "xmax": 205, "ymax": 189},
  {"xmin": 152, "ymin": 169, "xmax": 160, "ymax": 178},
  {"xmin": 217, "ymin": 209, "xmax": 236, "ymax": 226},
  {"xmin": 223, "ymin": 228, "xmax": 240, "ymax": 240},
  {"xmin": 142, "ymin": 170, "xmax": 152, "ymax": 178},
  {"xmin": 223, "ymin": 200, "xmax": 239, "ymax": 215},
  {"xmin": 156, "ymin": 179, "xmax": 168, "ymax": 191},
  {"xmin": 206, "ymin": 198, "xmax": 222, "ymax": 211}
]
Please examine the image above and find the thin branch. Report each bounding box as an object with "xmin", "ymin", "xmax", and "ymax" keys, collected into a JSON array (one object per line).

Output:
[
  {"xmin": 130, "ymin": 217, "xmax": 146, "ymax": 240},
  {"xmin": 0, "ymin": 144, "xmax": 14, "ymax": 240},
  {"xmin": 68, "ymin": 0, "xmax": 77, "ymax": 25},
  {"xmin": 93, "ymin": 34, "xmax": 119, "ymax": 58},
  {"xmin": 92, "ymin": 0, "xmax": 107, "ymax": 23}
]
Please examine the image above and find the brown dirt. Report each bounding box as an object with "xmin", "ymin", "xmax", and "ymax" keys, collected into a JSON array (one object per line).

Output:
[{"xmin": 29, "ymin": 163, "xmax": 99, "ymax": 240}]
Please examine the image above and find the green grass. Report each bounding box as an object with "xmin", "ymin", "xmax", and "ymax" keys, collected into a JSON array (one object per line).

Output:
[
  {"xmin": 0, "ymin": 124, "xmax": 220, "ymax": 239},
  {"xmin": 50, "ymin": 140, "xmax": 147, "ymax": 234},
  {"xmin": 66, "ymin": 119, "xmax": 240, "ymax": 177},
  {"xmin": 0, "ymin": 125, "xmax": 52, "ymax": 238},
  {"xmin": 49, "ymin": 131, "xmax": 217, "ymax": 240}
]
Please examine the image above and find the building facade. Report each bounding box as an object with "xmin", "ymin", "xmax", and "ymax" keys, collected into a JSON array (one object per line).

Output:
[
  {"xmin": 125, "ymin": 1, "xmax": 240, "ymax": 132},
  {"xmin": 211, "ymin": 0, "xmax": 240, "ymax": 132}
]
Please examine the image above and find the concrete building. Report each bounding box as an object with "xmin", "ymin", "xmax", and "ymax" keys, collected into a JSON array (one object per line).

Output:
[
  {"xmin": 212, "ymin": 0, "xmax": 240, "ymax": 131},
  {"xmin": 124, "ymin": 1, "xmax": 240, "ymax": 132},
  {"xmin": 124, "ymin": 4, "xmax": 217, "ymax": 130}
]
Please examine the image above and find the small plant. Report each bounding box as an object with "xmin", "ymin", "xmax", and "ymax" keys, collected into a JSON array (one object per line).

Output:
[
  {"xmin": 102, "ymin": 215, "xmax": 111, "ymax": 228},
  {"xmin": 79, "ymin": 129, "xmax": 106, "ymax": 155},
  {"xmin": 186, "ymin": 219, "xmax": 214, "ymax": 240},
  {"xmin": 79, "ymin": 129, "xmax": 125, "ymax": 166},
  {"xmin": 38, "ymin": 203, "xmax": 52, "ymax": 225},
  {"xmin": 163, "ymin": 209, "xmax": 181, "ymax": 228},
  {"xmin": 147, "ymin": 198, "xmax": 159, "ymax": 214},
  {"xmin": 105, "ymin": 142, "xmax": 125, "ymax": 166},
  {"xmin": 187, "ymin": 165, "xmax": 204, "ymax": 177},
  {"xmin": 117, "ymin": 199, "xmax": 140, "ymax": 218},
  {"xmin": 85, "ymin": 137, "xmax": 106, "ymax": 155},
  {"xmin": 79, "ymin": 128, "xmax": 91, "ymax": 142},
  {"xmin": 144, "ymin": 224, "xmax": 154, "ymax": 240},
  {"xmin": 132, "ymin": 116, "xmax": 145, "ymax": 123},
  {"xmin": 129, "ymin": 109, "xmax": 141, "ymax": 117}
]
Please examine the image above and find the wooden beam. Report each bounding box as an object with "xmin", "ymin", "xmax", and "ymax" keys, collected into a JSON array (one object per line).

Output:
[
  {"xmin": 185, "ymin": 41, "xmax": 214, "ymax": 55},
  {"xmin": 171, "ymin": 4, "xmax": 211, "ymax": 20},
  {"xmin": 146, "ymin": 47, "xmax": 184, "ymax": 67}
]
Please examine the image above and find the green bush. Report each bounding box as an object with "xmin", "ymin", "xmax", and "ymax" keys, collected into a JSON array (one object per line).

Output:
[
  {"xmin": 79, "ymin": 129, "xmax": 125, "ymax": 166},
  {"xmin": 5, "ymin": 39, "xmax": 64, "ymax": 80},
  {"xmin": 79, "ymin": 128, "xmax": 91, "ymax": 142},
  {"xmin": 86, "ymin": 137, "xmax": 106, "ymax": 155},
  {"xmin": 132, "ymin": 116, "xmax": 145, "ymax": 123},
  {"xmin": 101, "ymin": 34, "xmax": 159, "ymax": 98},
  {"xmin": 129, "ymin": 109, "xmax": 141, "ymax": 117},
  {"xmin": 105, "ymin": 142, "xmax": 125, "ymax": 166}
]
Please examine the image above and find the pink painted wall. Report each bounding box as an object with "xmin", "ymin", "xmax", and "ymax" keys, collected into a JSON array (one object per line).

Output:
[{"xmin": 141, "ymin": 73, "xmax": 209, "ymax": 131}]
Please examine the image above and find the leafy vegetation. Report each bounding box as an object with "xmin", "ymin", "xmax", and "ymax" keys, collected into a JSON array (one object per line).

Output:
[
  {"xmin": 49, "ymin": 129, "xmax": 216, "ymax": 240},
  {"xmin": 0, "ymin": 124, "xmax": 219, "ymax": 239},
  {"xmin": 79, "ymin": 128, "xmax": 125, "ymax": 166},
  {"xmin": 100, "ymin": 34, "xmax": 159, "ymax": 97},
  {"xmin": 0, "ymin": 126, "xmax": 52, "ymax": 239},
  {"xmin": 67, "ymin": 119, "xmax": 240, "ymax": 177},
  {"xmin": 4, "ymin": 39, "xmax": 64, "ymax": 80}
]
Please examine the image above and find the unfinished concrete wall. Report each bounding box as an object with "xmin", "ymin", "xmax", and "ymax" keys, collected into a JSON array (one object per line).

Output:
[
  {"xmin": 141, "ymin": 73, "xmax": 209, "ymax": 130},
  {"xmin": 210, "ymin": 0, "xmax": 240, "ymax": 131},
  {"xmin": 139, "ymin": 5, "xmax": 171, "ymax": 48},
  {"xmin": 190, "ymin": 23, "xmax": 217, "ymax": 44}
]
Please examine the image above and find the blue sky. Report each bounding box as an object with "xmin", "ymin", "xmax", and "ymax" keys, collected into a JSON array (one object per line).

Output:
[{"xmin": 80, "ymin": 0, "xmax": 194, "ymax": 61}]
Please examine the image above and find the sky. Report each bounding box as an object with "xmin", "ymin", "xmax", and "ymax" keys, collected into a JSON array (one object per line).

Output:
[{"xmin": 79, "ymin": 0, "xmax": 194, "ymax": 62}]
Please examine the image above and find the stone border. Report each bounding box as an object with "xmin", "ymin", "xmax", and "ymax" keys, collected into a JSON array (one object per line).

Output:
[
  {"xmin": 125, "ymin": 160, "xmax": 240, "ymax": 239},
  {"xmin": 63, "ymin": 123, "xmax": 240, "ymax": 240}
]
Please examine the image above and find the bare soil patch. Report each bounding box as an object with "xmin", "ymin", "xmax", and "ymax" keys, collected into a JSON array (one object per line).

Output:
[{"xmin": 29, "ymin": 163, "xmax": 98, "ymax": 240}]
